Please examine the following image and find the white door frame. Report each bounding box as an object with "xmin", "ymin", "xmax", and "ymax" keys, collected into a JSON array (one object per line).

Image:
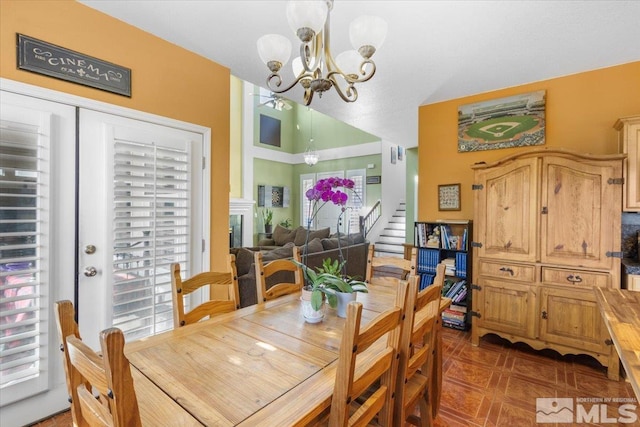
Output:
[{"xmin": 0, "ymin": 78, "xmax": 211, "ymax": 427}]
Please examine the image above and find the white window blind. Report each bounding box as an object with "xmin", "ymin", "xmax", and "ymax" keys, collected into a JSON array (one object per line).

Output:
[
  {"xmin": 301, "ymin": 175, "xmax": 315, "ymax": 228},
  {"xmin": 112, "ymin": 139, "xmax": 190, "ymax": 341},
  {"xmin": 0, "ymin": 119, "xmax": 49, "ymax": 394},
  {"xmin": 346, "ymin": 169, "xmax": 365, "ymax": 234}
]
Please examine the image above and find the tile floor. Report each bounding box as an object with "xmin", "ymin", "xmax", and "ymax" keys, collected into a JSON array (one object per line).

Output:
[{"xmin": 30, "ymin": 328, "xmax": 638, "ymax": 426}]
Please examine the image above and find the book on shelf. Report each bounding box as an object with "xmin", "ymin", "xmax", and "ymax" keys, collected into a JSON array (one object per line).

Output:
[
  {"xmin": 444, "ymin": 279, "xmax": 466, "ymax": 299},
  {"xmin": 419, "ymin": 274, "xmax": 435, "ymax": 290},
  {"xmin": 442, "ymin": 319, "xmax": 467, "ymax": 330},
  {"xmin": 417, "ymin": 248, "xmax": 439, "ymax": 273},
  {"xmin": 452, "ymin": 287, "xmax": 467, "ymax": 303},
  {"xmin": 455, "ymin": 252, "xmax": 467, "ymax": 278},
  {"xmin": 448, "ymin": 304, "xmax": 467, "ymax": 313},
  {"xmin": 442, "ymin": 309, "xmax": 466, "ymax": 322}
]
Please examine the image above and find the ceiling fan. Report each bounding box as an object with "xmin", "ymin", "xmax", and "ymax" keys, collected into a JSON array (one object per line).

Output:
[{"xmin": 255, "ymin": 92, "xmax": 293, "ymax": 111}]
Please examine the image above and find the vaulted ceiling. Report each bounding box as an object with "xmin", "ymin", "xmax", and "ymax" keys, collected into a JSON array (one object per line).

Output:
[{"xmin": 79, "ymin": 1, "xmax": 640, "ymax": 147}]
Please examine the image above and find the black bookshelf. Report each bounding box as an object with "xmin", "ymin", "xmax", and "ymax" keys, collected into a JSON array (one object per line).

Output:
[{"xmin": 414, "ymin": 220, "xmax": 473, "ymax": 330}]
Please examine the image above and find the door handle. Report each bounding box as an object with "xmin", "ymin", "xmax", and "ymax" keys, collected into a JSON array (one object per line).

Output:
[{"xmin": 84, "ymin": 266, "xmax": 98, "ymax": 277}]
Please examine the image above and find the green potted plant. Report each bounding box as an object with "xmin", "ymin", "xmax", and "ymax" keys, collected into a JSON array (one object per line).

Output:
[
  {"xmin": 294, "ymin": 258, "xmax": 368, "ymax": 319},
  {"xmin": 262, "ymin": 208, "xmax": 273, "ymax": 233},
  {"xmin": 315, "ymin": 258, "xmax": 368, "ymax": 318},
  {"xmin": 279, "ymin": 218, "xmax": 292, "ymax": 229}
]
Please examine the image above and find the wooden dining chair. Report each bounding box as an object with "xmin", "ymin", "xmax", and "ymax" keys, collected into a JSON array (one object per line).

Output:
[
  {"xmin": 254, "ymin": 247, "xmax": 303, "ymax": 302},
  {"xmin": 393, "ymin": 263, "xmax": 445, "ymax": 427},
  {"xmin": 54, "ymin": 300, "xmax": 91, "ymax": 426},
  {"xmin": 54, "ymin": 300, "xmax": 203, "ymax": 426},
  {"xmin": 66, "ymin": 328, "xmax": 141, "ymax": 427},
  {"xmin": 54, "ymin": 300, "xmax": 142, "ymax": 427},
  {"xmin": 292, "ymin": 280, "xmax": 409, "ymax": 427},
  {"xmin": 365, "ymin": 244, "xmax": 417, "ymax": 284},
  {"xmin": 171, "ymin": 254, "xmax": 240, "ymax": 327}
]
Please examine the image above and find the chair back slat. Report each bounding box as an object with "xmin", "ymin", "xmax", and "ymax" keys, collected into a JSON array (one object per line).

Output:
[
  {"xmin": 255, "ymin": 248, "xmax": 303, "ymax": 303},
  {"xmin": 171, "ymin": 254, "xmax": 240, "ymax": 327},
  {"xmin": 365, "ymin": 244, "xmax": 417, "ymax": 283}
]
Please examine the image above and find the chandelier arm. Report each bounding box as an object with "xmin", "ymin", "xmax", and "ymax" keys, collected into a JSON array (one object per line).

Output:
[
  {"xmin": 266, "ymin": 72, "xmax": 309, "ymax": 94},
  {"xmin": 326, "ymin": 59, "xmax": 377, "ymax": 85},
  {"xmin": 327, "ymin": 75, "xmax": 358, "ymax": 103},
  {"xmin": 301, "ymin": 34, "xmax": 322, "ymax": 73},
  {"xmin": 303, "ymin": 87, "xmax": 315, "ymax": 105}
]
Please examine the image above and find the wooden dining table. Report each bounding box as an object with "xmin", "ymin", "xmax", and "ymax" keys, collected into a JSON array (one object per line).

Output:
[{"xmin": 125, "ymin": 279, "xmax": 450, "ymax": 426}]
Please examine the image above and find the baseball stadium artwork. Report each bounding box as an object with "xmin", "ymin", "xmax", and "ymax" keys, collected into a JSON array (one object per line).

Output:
[{"xmin": 458, "ymin": 91, "xmax": 546, "ymax": 152}]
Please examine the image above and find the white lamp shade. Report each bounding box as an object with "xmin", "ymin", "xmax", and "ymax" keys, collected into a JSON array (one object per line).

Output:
[
  {"xmin": 292, "ymin": 56, "xmax": 304, "ymax": 76},
  {"xmin": 335, "ymin": 50, "xmax": 364, "ymax": 75},
  {"xmin": 286, "ymin": 0, "xmax": 328, "ymax": 34},
  {"xmin": 257, "ymin": 34, "xmax": 292, "ymax": 66},
  {"xmin": 349, "ymin": 15, "xmax": 387, "ymax": 51}
]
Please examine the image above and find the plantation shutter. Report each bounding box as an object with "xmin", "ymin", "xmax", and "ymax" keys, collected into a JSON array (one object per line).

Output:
[
  {"xmin": 346, "ymin": 169, "xmax": 366, "ymax": 234},
  {"xmin": 0, "ymin": 116, "xmax": 50, "ymax": 401},
  {"xmin": 300, "ymin": 174, "xmax": 315, "ymax": 228},
  {"xmin": 112, "ymin": 139, "xmax": 190, "ymax": 341}
]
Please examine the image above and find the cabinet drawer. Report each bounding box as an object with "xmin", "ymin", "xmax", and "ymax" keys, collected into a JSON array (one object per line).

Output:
[
  {"xmin": 541, "ymin": 267, "xmax": 610, "ymax": 288},
  {"xmin": 478, "ymin": 260, "xmax": 536, "ymax": 282}
]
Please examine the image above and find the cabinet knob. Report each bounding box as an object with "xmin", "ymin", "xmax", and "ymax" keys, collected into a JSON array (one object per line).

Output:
[{"xmin": 541, "ymin": 310, "xmax": 548, "ymax": 319}]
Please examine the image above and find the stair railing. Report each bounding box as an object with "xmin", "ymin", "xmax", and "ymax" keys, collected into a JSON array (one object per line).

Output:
[{"xmin": 359, "ymin": 200, "xmax": 381, "ymax": 239}]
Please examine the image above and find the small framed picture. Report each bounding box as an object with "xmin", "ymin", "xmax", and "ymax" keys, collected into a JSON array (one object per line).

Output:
[
  {"xmin": 397, "ymin": 146, "xmax": 404, "ymax": 161},
  {"xmin": 438, "ymin": 183, "xmax": 461, "ymax": 211},
  {"xmin": 390, "ymin": 146, "xmax": 397, "ymax": 164}
]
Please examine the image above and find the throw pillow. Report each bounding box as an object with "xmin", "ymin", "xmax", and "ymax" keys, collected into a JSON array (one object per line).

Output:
[
  {"xmin": 273, "ymin": 225, "xmax": 297, "ymax": 246},
  {"xmin": 321, "ymin": 237, "xmax": 350, "ymax": 251},
  {"xmin": 262, "ymin": 242, "xmax": 295, "ymax": 262},
  {"xmin": 235, "ymin": 247, "xmax": 258, "ymax": 276},
  {"xmin": 294, "ymin": 226, "xmax": 330, "ymax": 246},
  {"xmin": 302, "ymin": 237, "xmax": 324, "ymax": 254}
]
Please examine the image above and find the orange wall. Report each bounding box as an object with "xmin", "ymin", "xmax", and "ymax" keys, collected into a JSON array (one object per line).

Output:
[
  {"xmin": 0, "ymin": 0, "xmax": 231, "ymax": 270},
  {"xmin": 418, "ymin": 62, "xmax": 640, "ymax": 221}
]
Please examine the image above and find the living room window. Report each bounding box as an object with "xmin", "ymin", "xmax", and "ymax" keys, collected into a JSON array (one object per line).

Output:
[{"xmin": 299, "ymin": 169, "xmax": 366, "ymax": 234}]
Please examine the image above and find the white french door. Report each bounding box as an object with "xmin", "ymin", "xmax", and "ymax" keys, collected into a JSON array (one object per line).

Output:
[
  {"xmin": 0, "ymin": 86, "xmax": 208, "ymax": 426},
  {"xmin": 0, "ymin": 92, "xmax": 76, "ymax": 425},
  {"xmin": 78, "ymin": 110, "xmax": 205, "ymax": 348}
]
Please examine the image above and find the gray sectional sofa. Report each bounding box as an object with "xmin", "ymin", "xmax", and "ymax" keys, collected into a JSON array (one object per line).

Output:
[{"xmin": 230, "ymin": 225, "xmax": 369, "ymax": 308}]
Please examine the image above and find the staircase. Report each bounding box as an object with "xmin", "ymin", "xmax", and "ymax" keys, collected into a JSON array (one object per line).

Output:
[{"xmin": 373, "ymin": 202, "xmax": 406, "ymax": 258}]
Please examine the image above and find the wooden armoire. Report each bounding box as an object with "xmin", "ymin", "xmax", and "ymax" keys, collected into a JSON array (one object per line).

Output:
[{"xmin": 471, "ymin": 148, "xmax": 625, "ymax": 380}]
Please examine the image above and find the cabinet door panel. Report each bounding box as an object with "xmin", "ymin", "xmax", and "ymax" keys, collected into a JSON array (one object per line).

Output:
[
  {"xmin": 541, "ymin": 157, "xmax": 621, "ymax": 270},
  {"xmin": 539, "ymin": 287, "xmax": 609, "ymax": 353},
  {"xmin": 474, "ymin": 158, "xmax": 539, "ymax": 263},
  {"xmin": 476, "ymin": 278, "xmax": 536, "ymax": 338},
  {"xmin": 620, "ymin": 118, "xmax": 640, "ymax": 211}
]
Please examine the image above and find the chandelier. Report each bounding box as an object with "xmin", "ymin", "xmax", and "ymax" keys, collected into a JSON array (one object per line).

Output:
[{"xmin": 256, "ymin": 0, "xmax": 387, "ymax": 105}]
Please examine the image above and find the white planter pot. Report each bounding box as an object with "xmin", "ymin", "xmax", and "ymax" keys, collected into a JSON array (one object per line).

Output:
[
  {"xmin": 335, "ymin": 292, "xmax": 357, "ymax": 318},
  {"xmin": 301, "ymin": 289, "xmax": 324, "ymax": 323}
]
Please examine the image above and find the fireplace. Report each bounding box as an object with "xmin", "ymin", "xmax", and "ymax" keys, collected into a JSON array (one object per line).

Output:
[{"xmin": 229, "ymin": 198, "xmax": 255, "ymax": 247}]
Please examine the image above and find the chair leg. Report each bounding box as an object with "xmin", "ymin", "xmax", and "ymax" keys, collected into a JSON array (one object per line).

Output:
[
  {"xmin": 406, "ymin": 393, "xmax": 433, "ymax": 427},
  {"xmin": 418, "ymin": 396, "xmax": 433, "ymax": 427}
]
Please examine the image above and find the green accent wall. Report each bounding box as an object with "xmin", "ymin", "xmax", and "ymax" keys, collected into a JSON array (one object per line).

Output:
[
  {"xmin": 252, "ymin": 86, "xmax": 379, "ymax": 154},
  {"xmin": 253, "ymin": 158, "xmax": 295, "ymax": 238}
]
